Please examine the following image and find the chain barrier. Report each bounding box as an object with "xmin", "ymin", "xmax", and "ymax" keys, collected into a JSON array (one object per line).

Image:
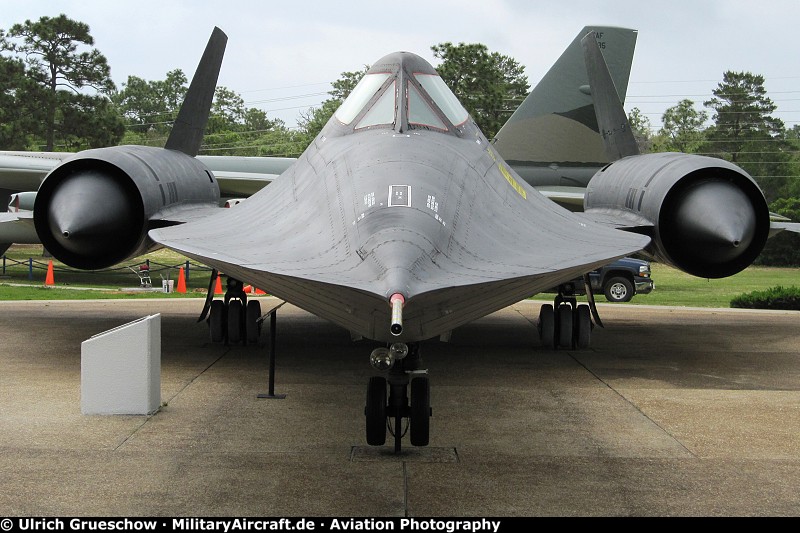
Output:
[{"xmin": 1, "ymin": 255, "xmax": 212, "ymax": 281}]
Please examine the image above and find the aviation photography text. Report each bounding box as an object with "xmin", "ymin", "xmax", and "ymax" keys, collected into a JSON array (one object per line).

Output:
[{"xmin": 3, "ymin": 518, "xmax": 504, "ymax": 533}]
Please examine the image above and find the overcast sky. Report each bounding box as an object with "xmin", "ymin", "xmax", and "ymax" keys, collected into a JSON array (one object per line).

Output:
[{"xmin": 2, "ymin": 0, "xmax": 798, "ymax": 131}]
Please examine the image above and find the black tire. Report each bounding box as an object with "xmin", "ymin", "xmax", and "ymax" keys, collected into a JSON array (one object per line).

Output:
[
  {"xmin": 227, "ymin": 300, "xmax": 243, "ymax": 344},
  {"xmin": 209, "ymin": 300, "xmax": 226, "ymax": 343},
  {"xmin": 410, "ymin": 376, "xmax": 431, "ymax": 446},
  {"xmin": 604, "ymin": 276, "xmax": 634, "ymax": 303},
  {"xmin": 538, "ymin": 304, "xmax": 555, "ymax": 348},
  {"xmin": 246, "ymin": 300, "xmax": 262, "ymax": 344},
  {"xmin": 575, "ymin": 305, "xmax": 591, "ymax": 349},
  {"xmin": 557, "ymin": 305, "xmax": 572, "ymax": 348},
  {"xmin": 365, "ymin": 377, "xmax": 387, "ymax": 446}
]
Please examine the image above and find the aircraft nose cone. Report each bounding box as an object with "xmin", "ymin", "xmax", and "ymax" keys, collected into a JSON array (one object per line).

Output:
[
  {"xmin": 46, "ymin": 170, "xmax": 137, "ymax": 257},
  {"xmin": 670, "ymin": 179, "xmax": 757, "ymax": 264}
]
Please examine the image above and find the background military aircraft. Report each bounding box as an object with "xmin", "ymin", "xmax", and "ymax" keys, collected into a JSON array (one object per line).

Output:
[{"xmin": 0, "ymin": 27, "xmax": 797, "ymax": 451}]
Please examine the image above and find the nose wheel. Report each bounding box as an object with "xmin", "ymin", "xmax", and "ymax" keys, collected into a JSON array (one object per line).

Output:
[
  {"xmin": 364, "ymin": 344, "xmax": 431, "ymax": 453},
  {"xmin": 365, "ymin": 377, "xmax": 388, "ymax": 445},
  {"xmin": 409, "ymin": 375, "xmax": 430, "ymax": 446}
]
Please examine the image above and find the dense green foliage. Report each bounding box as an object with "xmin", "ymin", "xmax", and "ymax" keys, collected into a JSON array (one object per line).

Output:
[
  {"xmin": 730, "ymin": 285, "xmax": 800, "ymax": 310},
  {"xmin": 2, "ymin": 15, "xmax": 123, "ymax": 151},
  {"xmin": 431, "ymin": 42, "xmax": 529, "ymax": 139},
  {"xmin": 659, "ymin": 99, "xmax": 708, "ymax": 153},
  {"xmin": 0, "ymin": 49, "xmax": 40, "ymax": 150}
]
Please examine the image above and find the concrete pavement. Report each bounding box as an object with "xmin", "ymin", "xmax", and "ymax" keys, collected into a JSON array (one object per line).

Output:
[{"xmin": 0, "ymin": 298, "xmax": 798, "ymax": 516}]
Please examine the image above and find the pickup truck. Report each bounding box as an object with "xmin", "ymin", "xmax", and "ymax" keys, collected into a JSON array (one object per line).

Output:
[
  {"xmin": 547, "ymin": 257, "xmax": 654, "ymax": 302},
  {"xmin": 581, "ymin": 257, "xmax": 654, "ymax": 302}
]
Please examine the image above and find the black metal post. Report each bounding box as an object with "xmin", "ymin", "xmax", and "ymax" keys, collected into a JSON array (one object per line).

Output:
[
  {"xmin": 257, "ymin": 310, "xmax": 286, "ymax": 399},
  {"xmin": 268, "ymin": 311, "xmax": 277, "ymax": 395}
]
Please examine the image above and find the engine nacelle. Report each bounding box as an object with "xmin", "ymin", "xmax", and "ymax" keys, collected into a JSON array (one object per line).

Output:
[
  {"xmin": 584, "ymin": 152, "xmax": 770, "ymax": 278},
  {"xmin": 34, "ymin": 145, "xmax": 220, "ymax": 269}
]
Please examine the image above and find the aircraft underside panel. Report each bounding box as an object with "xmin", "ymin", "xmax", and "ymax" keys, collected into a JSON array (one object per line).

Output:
[{"xmin": 157, "ymin": 252, "xmax": 626, "ymax": 343}]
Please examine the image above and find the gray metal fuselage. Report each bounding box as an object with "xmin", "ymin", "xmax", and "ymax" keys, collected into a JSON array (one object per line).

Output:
[{"xmin": 152, "ymin": 52, "xmax": 648, "ymax": 343}]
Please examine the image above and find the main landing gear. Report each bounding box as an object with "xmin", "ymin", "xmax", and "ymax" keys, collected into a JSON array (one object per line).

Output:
[
  {"xmin": 364, "ymin": 343, "xmax": 431, "ymax": 453},
  {"xmin": 205, "ymin": 274, "xmax": 263, "ymax": 345},
  {"xmin": 538, "ymin": 283, "xmax": 593, "ymax": 349}
]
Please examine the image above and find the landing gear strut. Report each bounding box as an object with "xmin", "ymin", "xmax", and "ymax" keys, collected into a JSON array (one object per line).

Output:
[
  {"xmin": 538, "ymin": 283, "xmax": 593, "ymax": 349},
  {"xmin": 205, "ymin": 273, "xmax": 263, "ymax": 345},
  {"xmin": 364, "ymin": 343, "xmax": 431, "ymax": 453}
]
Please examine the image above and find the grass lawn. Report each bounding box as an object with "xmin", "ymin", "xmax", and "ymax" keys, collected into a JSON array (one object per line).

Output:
[
  {"xmin": 1, "ymin": 244, "xmax": 798, "ymax": 307},
  {"xmin": 0, "ymin": 245, "xmax": 210, "ymax": 299},
  {"xmin": 626, "ymin": 263, "xmax": 800, "ymax": 308}
]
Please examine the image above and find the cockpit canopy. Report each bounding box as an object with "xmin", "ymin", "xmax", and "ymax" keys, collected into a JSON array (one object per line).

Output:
[{"xmin": 331, "ymin": 52, "xmax": 471, "ymax": 136}]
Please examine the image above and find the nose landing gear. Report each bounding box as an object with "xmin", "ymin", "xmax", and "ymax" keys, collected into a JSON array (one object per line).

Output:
[{"xmin": 364, "ymin": 343, "xmax": 431, "ymax": 453}]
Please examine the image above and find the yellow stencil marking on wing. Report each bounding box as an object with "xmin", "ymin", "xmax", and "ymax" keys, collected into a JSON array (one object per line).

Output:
[
  {"xmin": 487, "ymin": 148, "xmax": 526, "ymax": 199},
  {"xmin": 499, "ymin": 163, "xmax": 526, "ymax": 199}
]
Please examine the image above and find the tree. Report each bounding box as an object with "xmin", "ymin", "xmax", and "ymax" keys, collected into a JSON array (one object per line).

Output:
[
  {"xmin": 431, "ymin": 42, "xmax": 529, "ymax": 139},
  {"xmin": 57, "ymin": 92, "xmax": 125, "ymax": 150},
  {"xmin": 659, "ymin": 99, "xmax": 708, "ymax": 153},
  {"xmin": 208, "ymin": 86, "xmax": 250, "ymax": 134},
  {"xmin": 704, "ymin": 71, "xmax": 783, "ymax": 161},
  {"xmin": 112, "ymin": 69, "xmax": 188, "ymax": 137},
  {"xmin": 114, "ymin": 67, "xmax": 298, "ymax": 156},
  {"xmin": 297, "ymin": 99, "xmax": 339, "ymax": 142},
  {"xmin": 5, "ymin": 14, "xmax": 119, "ymax": 150},
  {"xmin": 703, "ymin": 71, "xmax": 793, "ymax": 201},
  {"xmin": 201, "ymin": 86, "xmax": 303, "ymax": 157},
  {"xmin": 783, "ymin": 126, "xmax": 800, "ymax": 199},
  {"xmin": 0, "ymin": 50, "xmax": 43, "ymax": 150},
  {"xmin": 627, "ymin": 107, "xmax": 654, "ymax": 153},
  {"xmin": 329, "ymin": 66, "xmax": 370, "ymax": 101}
]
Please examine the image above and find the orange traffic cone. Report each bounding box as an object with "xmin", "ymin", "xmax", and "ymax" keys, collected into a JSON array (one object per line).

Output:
[
  {"xmin": 255, "ymin": 288, "xmax": 266, "ymax": 295},
  {"xmin": 243, "ymin": 284, "xmax": 252, "ymax": 294},
  {"xmin": 176, "ymin": 267, "xmax": 187, "ymax": 293},
  {"xmin": 214, "ymin": 275, "xmax": 223, "ymax": 295},
  {"xmin": 45, "ymin": 260, "xmax": 55, "ymax": 286}
]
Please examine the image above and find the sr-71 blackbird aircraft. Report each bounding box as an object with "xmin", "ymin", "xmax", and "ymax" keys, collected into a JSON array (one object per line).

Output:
[{"xmin": 2, "ymin": 27, "xmax": 798, "ymax": 451}]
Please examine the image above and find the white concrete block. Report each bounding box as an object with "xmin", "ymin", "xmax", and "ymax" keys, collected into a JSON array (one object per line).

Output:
[{"xmin": 81, "ymin": 314, "xmax": 161, "ymax": 415}]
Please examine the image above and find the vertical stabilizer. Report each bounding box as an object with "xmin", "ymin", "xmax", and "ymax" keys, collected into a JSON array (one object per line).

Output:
[
  {"xmin": 581, "ymin": 32, "xmax": 640, "ymax": 160},
  {"xmin": 492, "ymin": 27, "xmax": 636, "ymax": 183},
  {"xmin": 165, "ymin": 27, "xmax": 228, "ymax": 157}
]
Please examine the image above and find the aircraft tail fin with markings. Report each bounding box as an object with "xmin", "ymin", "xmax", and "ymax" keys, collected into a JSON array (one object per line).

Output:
[
  {"xmin": 492, "ymin": 26, "xmax": 637, "ymax": 187},
  {"xmin": 581, "ymin": 30, "xmax": 640, "ymax": 161}
]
